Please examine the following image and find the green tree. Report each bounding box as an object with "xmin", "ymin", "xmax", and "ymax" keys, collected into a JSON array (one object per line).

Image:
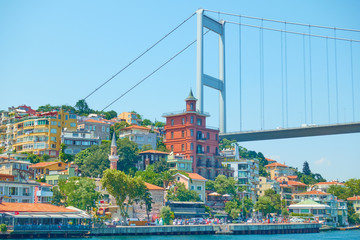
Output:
[
  {"xmin": 156, "ymin": 137, "xmax": 169, "ymax": 152},
  {"xmin": 27, "ymin": 153, "xmax": 40, "ymax": 164},
  {"xmin": 135, "ymin": 165, "xmax": 162, "ymax": 187},
  {"xmin": 348, "ymin": 202, "xmax": 360, "ymax": 225},
  {"xmin": 153, "ymin": 158, "xmax": 169, "ymax": 173},
  {"xmin": 213, "ymin": 175, "xmax": 237, "ymax": 196},
  {"xmin": 345, "ymin": 178, "xmax": 360, "ymax": 196},
  {"xmin": 51, "ymin": 184, "xmax": 66, "ymax": 206},
  {"xmin": 41, "ymin": 154, "xmax": 50, "ymax": 162},
  {"xmin": 61, "ymin": 105, "xmax": 76, "ymax": 112},
  {"xmin": 255, "ymin": 189, "xmax": 281, "ymax": 216},
  {"xmin": 328, "ymin": 185, "xmax": 350, "ymax": 200},
  {"xmin": 225, "ymin": 200, "xmax": 238, "ymax": 217},
  {"xmin": 167, "ymin": 183, "xmax": 200, "ymax": 202},
  {"xmin": 58, "ymin": 177, "xmax": 100, "ymax": 211},
  {"xmin": 142, "ymin": 189, "xmax": 153, "ymax": 222},
  {"xmin": 104, "ymin": 110, "xmax": 117, "ymax": 120},
  {"xmin": 160, "ymin": 206, "xmax": 174, "ymax": 225},
  {"xmin": 37, "ymin": 104, "xmax": 59, "ymax": 112},
  {"xmin": 59, "ymin": 144, "xmax": 73, "ymax": 163},
  {"xmin": 116, "ymin": 138, "xmax": 139, "ymax": 173},
  {"xmin": 302, "ymin": 161, "xmax": 311, "ymax": 175},
  {"xmin": 160, "ymin": 171, "xmax": 175, "ymax": 189},
  {"xmin": 75, "ymin": 99, "xmax": 91, "ymax": 115},
  {"xmin": 219, "ymin": 138, "xmax": 237, "ymax": 151},
  {"xmin": 230, "ymin": 209, "xmax": 240, "ymax": 220},
  {"xmin": 205, "ymin": 180, "xmax": 215, "ymax": 191},
  {"xmin": 141, "ymin": 119, "xmax": 153, "ymax": 126},
  {"xmin": 154, "ymin": 121, "xmax": 165, "ymax": 128},
  {"xmin": 81, "ymin": 150, "xmax": 110, "ymax": 178},
  {"xmin": 101, "ymin": 169, "xmax": 147, "ymax": 224}
]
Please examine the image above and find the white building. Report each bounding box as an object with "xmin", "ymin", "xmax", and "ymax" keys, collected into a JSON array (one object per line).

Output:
[
  {"xmin": 61, "ymin": 129, "xmax": 101, "ymax": 155},
  {"xmin": 119, "ymin": 125, "xmax": 157, "ymax": 150},
  {"xmin": 0, "ymin": 180, "xmax": 38, "ymax": 203}
]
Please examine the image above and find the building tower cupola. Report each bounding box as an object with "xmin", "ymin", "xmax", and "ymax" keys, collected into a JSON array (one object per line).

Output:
[
  {"xmin": 109, "ymin": 132, "xmax": 119, "ymax": 170},
  {"xmin": 185, "ymin": 89, "xmax": 197, "ymax": 112}
]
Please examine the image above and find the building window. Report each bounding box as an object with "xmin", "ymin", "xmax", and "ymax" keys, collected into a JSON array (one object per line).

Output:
[
  {"xmin": 102, "ymin": 126, "xmax": 105, "ymax": 132},
  {"xmin": 171, "ymin": 132, "xmax": 174, "ymax": 139},
  {"xmin": 51, "ymin": 137, "xmax": 56, "ymax": 142},
  {"xmin": 190, "ymin": 116, "xmax": 194, "ymax": 124},
  {"xmin": 93, "ymin": 126, "xmax": 96, "ymax": 131},
  {"xmin": 171, "ymin": 145, "xmax": 174, "ymax": 152},
  {"xmin": 190, "ymin": 103, "xmax": 194, "ymax": 110},
  {"xmin": 197, "ymin": 118, "xmax": 202, "ymax": 126},
  {"xmin": 65, "ymin": 115, "xmax": 68, "ymax": 120},
  {"xmin": 190, "ymin": 143, "xmax": 194, "ymax": 150},
  {"xmin": 197, "ymin": 186, "xmax": 202, "ymax": 190},
  {"xmin": 50, "ymin": 129, "xmax": 57, "ymax": 134},
  {"xmin": 181, "ymin": 144, "xmax": 184, "ymax": 151},
  {"xmin": 70, "ymin": 123, "xmax": 76, "ymax": 127},
  {"xmin": 106, "ymin": 127, "xmax": 109, "ymax": 132},
  {"xmin": 181, "ymin": 130, "xmax": 184, "ymax": 137},
  {"xmin": 182, "ymin": 118, "xmax": 185, "ymax": 124},
  {"xmin": 51, "ymin": 144, "xmax": 56, "ymax": 148},
  {"xmin": 216, "ymin": 134, "xmax": 218, "ymax": 141},
  {"xmin": 207, "ymin": 132, "xmax": 210, "ymax": 139},
  {"xmin": 190, "ymin": 129, "xmax": 194, "ymax": 136},
  {"xmin": 207, "ymin": 146, "xmax": 210, "ymax": 153},
  {"xmin": 58, "ymin": 114, "xmax": 61, "ymax": 119},
  {"xmin": 191, "ymin": 186, "xmax": 195, "ymax": 190},
  {"xmin": 171, "ymin": 119, "xmax": 174, "ymax": 126},
  {"xmin": 51, "ymin": 121, "xmax": 57, "ymax": 126}
]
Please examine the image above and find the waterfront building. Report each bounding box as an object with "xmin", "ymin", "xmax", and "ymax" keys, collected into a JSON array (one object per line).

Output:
[
  {"xmin": 119, "ymin": 125, "xmax": 157, "ymax": 150},
  {"xmin": 223, "ymin": 158, "xmax": 259, "ymax": 202},
  {"xmin": 265, "ymin": 162, "xmax": 296, "ymax": 180},
  {"xmin": 257, "ymin": 176, "xmax": 281, "ymax": 196},
  {"xmin": 61, "ymin": 129, "xmax": 101, "ymax": 155},
  {"xmin": 117, "ymin": 112, "xmax": 142, "ymax": 125},
  {"xmin": 137, "ymin": 150, "xmax": 169, "ymax": 170},
  {"xmin": 166, "ymin": 201, "xmax": 208, "ymax": 219},
  {"xmin": 346, "ymin": 196, "xmax": 360, "ymax": 214},
  {"xmin": 0, "ymin": 203, "xmax": 90, "ymax": 232},
  {"xmin": 173, "ymin": 172, "xmax": 207, "ymax": 201},
  {"xmin": 314, "ymin": 181, "xmax": 345, "ymax": 193},
  {"xmin": 30, "ymin": 162, "xmax": 67, "ymax": 180},
  {"xmin": 337, "ymin": 200, "xmax": 349, "ymax": 226},
  {"xmin": 289, "ymin": 199, "xmax": 330, "ymax": 221},
  {"xmin": 167, "ymin": 153, "xmax": 193, "ymax": 172},
  {"xmin": 34, "ymin": 182, "xmax": 53, "ymax": 204},
  {"xmin": 0, "ymin": 160, "xmax": 32, "ymax": 182},
  {"xmin": 77, "ymin": 119, "xmax": 110, "ymax": 140},
  {"xmin": 0, "ymin": 180, "xmax": 38, "ymax": 203},
  {"xmin": 292, "ymin": 190, "xmax": 339, "ymax": 226},
  {"xmin": 163, "ymin": 90, "xmax": 232, "ymax": 180},
  {"xmin": 276, "ymin": 176, "xmax": 307, "ymax": 206}
]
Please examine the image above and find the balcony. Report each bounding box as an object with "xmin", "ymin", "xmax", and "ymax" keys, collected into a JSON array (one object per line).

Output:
[{"xmin": 162, "ymin": 110, "xmax": 210, "ymax": 117}]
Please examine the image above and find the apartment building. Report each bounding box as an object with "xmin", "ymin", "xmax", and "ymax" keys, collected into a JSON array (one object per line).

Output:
[
  {"xmin": 61, "ymin": 129, "xmax": 101, "ymax": 155},
  {"xmin": 119, "ymin": 125, "xmax": 157, "ymax": 150},
  {"xmin": 163, "ymin": 90, "xmax": 232, "ymax": 180},
  {"xmin": 117, "ymin": 112, "xmax": 141, "ymax": 125},
  {"xmin": 77, "ymin": 119, "xmax": 110, "ymax": 141},
  {"xmin": 265, "ymin": 162, "xmax": 296, "ymax": 180}
]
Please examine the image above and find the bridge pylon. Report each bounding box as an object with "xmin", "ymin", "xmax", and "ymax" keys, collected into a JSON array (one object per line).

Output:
[{"xmin": 196, "ymin": 9, "xmax": 226, "ymax": 133}]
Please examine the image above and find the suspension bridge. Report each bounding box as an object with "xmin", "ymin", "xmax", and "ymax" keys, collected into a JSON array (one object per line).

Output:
[{"xmin": 84, "ymin": 9, "xmax": 360, "ymax": 142}]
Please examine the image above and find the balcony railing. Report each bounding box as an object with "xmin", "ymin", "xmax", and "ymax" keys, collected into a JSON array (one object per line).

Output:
[{"xmin": 162, "ymin": 109, "xmax": 210, "ymax": 117}]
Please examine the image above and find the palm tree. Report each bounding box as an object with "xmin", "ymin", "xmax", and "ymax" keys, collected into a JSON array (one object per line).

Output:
[{"xmin": 161, "ymin": 171, "xmax": 175, "ymax": 189}]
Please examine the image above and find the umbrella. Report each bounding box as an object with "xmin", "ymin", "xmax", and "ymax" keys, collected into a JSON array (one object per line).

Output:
[
  {"xmin": 209, "ymin": 192, "xmax": 221, "ymax": 196},
  {"xmin": 222, "ymin": 194, "xmax": 231, "ymax": 197}
]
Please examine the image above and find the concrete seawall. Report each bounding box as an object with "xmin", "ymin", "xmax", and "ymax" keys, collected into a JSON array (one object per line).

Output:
[{"xmin": 91, "ymin": 223, "xmax": 321, "ymax": 236}]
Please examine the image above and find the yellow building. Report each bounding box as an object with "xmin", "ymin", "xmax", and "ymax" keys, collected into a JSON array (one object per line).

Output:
[
  {"xmin": 117, "ymin": 112, "xmax": 141, "ymax": 125},
  {"xmin": 12, "ymin": 109, "xmax": 77, "ymax": 157},
  {"xmin": 173, "ymin": 173, "xmax": 207, "ymax": 202},
  {"xmin": 30, "ymin": 161, "xmax": 68, "ymax": 180}
]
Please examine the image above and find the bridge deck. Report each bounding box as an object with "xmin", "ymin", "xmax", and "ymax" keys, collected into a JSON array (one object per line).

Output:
[{"xmin": 220, "ymin": 122, "xmax": 360, "ymax": 142}]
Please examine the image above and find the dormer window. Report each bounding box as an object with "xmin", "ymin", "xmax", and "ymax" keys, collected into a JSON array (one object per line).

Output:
[{"xmin": 190, "ymin": 103, "xmax": 194, "ymax": 110}]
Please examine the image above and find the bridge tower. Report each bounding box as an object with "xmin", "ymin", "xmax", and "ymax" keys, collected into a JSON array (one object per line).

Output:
[{"xmin": 196, "ymin": 8, "xmax": 226, "ymax": 133}]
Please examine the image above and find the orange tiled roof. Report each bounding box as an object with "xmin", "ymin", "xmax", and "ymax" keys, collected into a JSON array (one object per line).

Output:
[
  {"xmin": 316, "ymin": 181, "xmax": 344, "ymax": 185},
  {"xmin": 145, "ymin": 182, "xmax": 164, "ymax": 191},
  {"xmin": 280, "ymin": 184, "xmax": 291, "ymax": 188},
  {"xmin": 287, "ymin": 176, "xmax": 298, "ymax": 179},
  {"xmin": 84, "ymin": 119, "xmax": 110, "ymax": 124},
  {"xmin": 0, "ymin": 203, "xmax": 76, "ymax": 213},
  {"xmin": 30, "ymin": 162, "xmax": 61, "ymax": 168},
  {"xmin": 296, "ymin": 190, "xmax": 329, "ymax": 195},
  {"xmin": 0, "ymin": 156, "xmax": 16, "ymax": 161},
  {"xmin": 265, "ymin": 162, "xmax": 288, "ymax": 168},
  {"xmin": 187, "ymin": 173, "xmax": 207, "ymax": 181},
  {"xmin": 122, "ymin": 125, "xmax": 150, "ymax": 131},
  {"xmin": 265, "ymin": 158, "xmax": 277, "ymax": 163},
  {"xmin": 139, "ymin": 150, "xmax": 169, "ymax": 155},
  {"xmin": 0, "ymin": 173, "xmax": 15, "ymax": 178},
  {"xmin": 347, "ymin": 196, "xmax": 360, "ymax": 201},
  {"xmin": 288, "ymin": 181, "xmax": 307, "ymax": 186}
]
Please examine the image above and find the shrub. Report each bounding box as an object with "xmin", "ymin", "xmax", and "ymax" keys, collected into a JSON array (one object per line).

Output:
[{"xmin": 0, "ymin": 224, "xmax": 7, "ymax": 233}]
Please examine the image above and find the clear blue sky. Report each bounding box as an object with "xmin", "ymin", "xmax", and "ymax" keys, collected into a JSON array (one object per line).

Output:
[{"xmin": 1, "ymin": 0, "xmax": 359, "ymax": 181}]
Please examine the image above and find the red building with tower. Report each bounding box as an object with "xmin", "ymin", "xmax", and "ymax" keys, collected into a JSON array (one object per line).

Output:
[{"xmin": 163, "ymin": 90, "xmax": 232, "ymax": 180}]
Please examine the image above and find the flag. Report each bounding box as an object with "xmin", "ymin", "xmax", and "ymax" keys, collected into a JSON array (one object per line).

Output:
[{"xmin": 14, "ymin": 212, "xmax": 19, "ymax": 215}]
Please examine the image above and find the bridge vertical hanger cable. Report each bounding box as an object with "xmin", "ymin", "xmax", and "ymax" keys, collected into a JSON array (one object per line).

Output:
[
  {"xmin": 309, "ymin": 25, "xmax": 313, "ymax": 124},
  {"xmin": 326, "ymin": 37, "xmax": 331, "ymax": 124},
  {"xmin": 334, "ymin": 28, "xmax": 339, "ymax": 123},
  {"xmin": 281, "ymin": 30, "xmax": 285, "ymax": 128},
  {"xmin": 239, "ymin": 16, "xmax": 242, "ymax": 131},
  {"xmin": 303, "ymin": 34, "xmax": 307, "ymax": 124},
  {"xmin": 350, "ymin": 40, "xmax": 355, "ymax": 122},
  {"xmin": 285, "ymin": 22, "xmax": 289, "ymax": 128}
]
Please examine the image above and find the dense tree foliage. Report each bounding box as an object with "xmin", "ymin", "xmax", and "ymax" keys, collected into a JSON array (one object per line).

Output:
[
  {"xmin": 302, "ymin": 161, "xmax": 311, "ymax": 175},
  {"xmin": 141, "ymin": 144, "xmax": 153, "ymax": 151},
  {"xmin": 153, "ymin": 158, "xmax": 170, "ymax": 173},
  {"xmin": 110, "ymin": 122, "xmax": 130, "ymax": 139},
  {"xmin": 101, "ymin": 169, "xmax": 147, "ymax": 224},
  {"xmin": 206, "ymin": 175, "xmax": 237, "ymax": 196},
  {"xmin": 167, "ymin": 182, "xmax": 200, "ymax": 202},
  {"xmin": 135, "ymin": 165, "xmax": 162, "ymax": 187},
  {"xmin": 156, "ymin": 137, "xmax": 169, "ymax": 152},
  {"xmin": 254, "ymin": 189, "xmax": 281, "ymax": 215},
  {"xmin": 225, "ymin": 198, "xmax": 254, "ymax": 219},
  {"xmin": 26, "ymin": 152, "xmax": 50, "ymax": 164},
  {"xmin": 160, "ymin": 206, "xmax": 174, "ymax": 225},
  {"xmin": 55, "ymin": 177, "xmax": 100, "ymax": 211}
]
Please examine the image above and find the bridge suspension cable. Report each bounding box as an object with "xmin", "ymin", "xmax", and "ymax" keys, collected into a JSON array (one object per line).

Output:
[
  {"xmin": 204, "ymin": 9, "xmax": 360, "ymax": 33},
  {"xmin": 350, "ymin": 41, "xmax": 355, "ymax": 122},
  {"xmin": 285, "ymin": 23, "xmax": 289, "ymax": 127},
  {"xmin": 334, "ymin": 29, "xmax": 339, "ymax": 123},
  {"xmin": 309, "ymin": 26, "xmax": 313, "ymax": 124},
  {"xmin": 82, "ymin": 12, "xmax": 196, "ymax": 101},
  {"xmin": 238, "ymin": 16, "xmax": 243, "ymax": 131},
  {"xmin": 303, "ymin": 34, "xmax": 307, "ymax": 124},
  {"xmin": 326, "ymin": 37, "xmax": 331, "ymax": 124},
  {"xmin": 101, "ymin": 30, "xmax": 210, "ymax": 111}
]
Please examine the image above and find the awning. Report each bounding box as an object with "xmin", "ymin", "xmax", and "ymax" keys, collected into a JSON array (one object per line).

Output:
[{"xmin": 4, "ymin": 212, "xmax": 90, "ymax": 219}]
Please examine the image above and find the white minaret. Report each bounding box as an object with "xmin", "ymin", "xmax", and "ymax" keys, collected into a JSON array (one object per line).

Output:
[{"xmin": 109, "ymin": 132, "xmax": 119, "ymax": 170}]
